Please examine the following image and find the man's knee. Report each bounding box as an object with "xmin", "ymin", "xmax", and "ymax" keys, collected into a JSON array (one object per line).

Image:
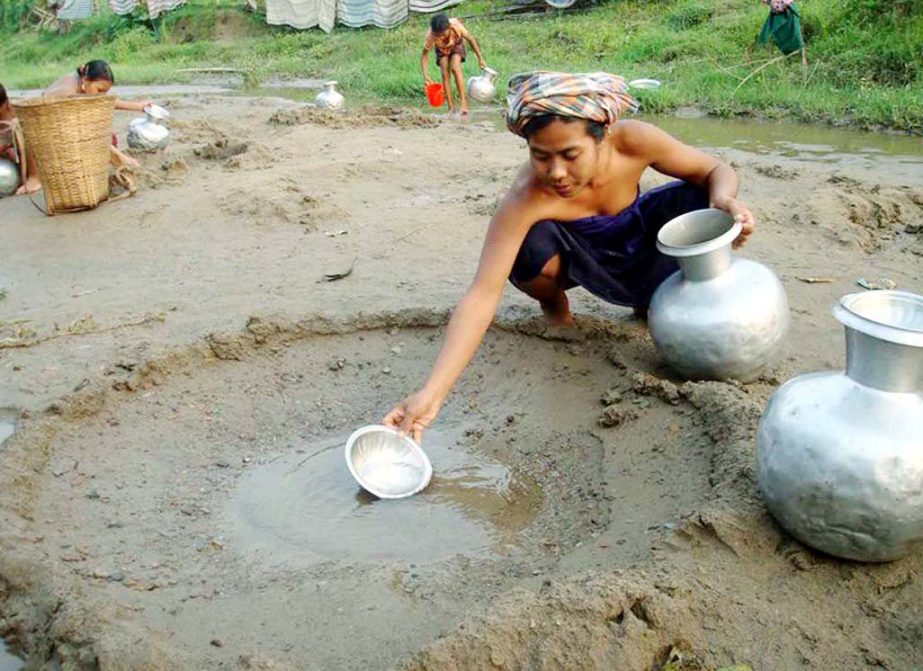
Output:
[{"xmin": 537, "ymin": 254, "xmax": 562, "ymax": 281}]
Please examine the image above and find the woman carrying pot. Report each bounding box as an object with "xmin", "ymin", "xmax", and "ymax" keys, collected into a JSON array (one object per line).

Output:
[
  {"xmin": 383, "ymin": 71, "xmax": 755, "ymax": 443},
  {"xmin": 44, "ymin": 59, "xmax": 156, "ymax": 169}
]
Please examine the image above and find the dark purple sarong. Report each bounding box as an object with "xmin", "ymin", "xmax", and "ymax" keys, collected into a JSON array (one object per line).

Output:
[{"xmin": 509, "ymin": 180, "xmax": 709, "ymax": 308}]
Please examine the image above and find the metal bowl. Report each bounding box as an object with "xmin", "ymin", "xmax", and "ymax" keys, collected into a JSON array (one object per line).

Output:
[
  {"xmin": 344, "ymin": 425, "xmax": 433, "ymax": 499},
  {"xmin": 628, "ymin": 78, "xmax": 661, "ymax": 90}
]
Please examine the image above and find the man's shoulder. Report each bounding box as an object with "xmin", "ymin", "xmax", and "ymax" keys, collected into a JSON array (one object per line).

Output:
[
  {"xmin": 498, "ymin": 166, "xmax": 564, "ymax": 224},
  {"xmin": 609, "ymin": 120, "xmax": 661, "ymax": 156}
]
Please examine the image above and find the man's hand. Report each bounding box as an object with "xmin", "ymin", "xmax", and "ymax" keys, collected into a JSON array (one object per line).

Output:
[
  {"xmin": 478, "ymin": 59, "xmax": 487, "ymax": 70},
  {"xmin": 382, "ymin": 389, "xmax": 443, "ymax": 445},
  {"xmin": 712, "ymin": 196, "xmax": 755, "ymax": 249}
]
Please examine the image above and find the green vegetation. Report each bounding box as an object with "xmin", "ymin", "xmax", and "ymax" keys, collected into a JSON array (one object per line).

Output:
[{"xmin": 1, "ymin": 0, "xmax": 921, "ymax": 132}]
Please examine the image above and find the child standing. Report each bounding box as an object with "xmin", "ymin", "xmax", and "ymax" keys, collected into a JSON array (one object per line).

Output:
[{"xmin": 421, "ymin": 13, "xmax": 489, "ymax": 116}]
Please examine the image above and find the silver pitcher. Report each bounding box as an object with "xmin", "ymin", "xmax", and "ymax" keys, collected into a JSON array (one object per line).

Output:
[
  {"xmin": 315, "ymin": 81, "xmax": 344, "ymax": 110},
  {"xmin": 648, "ymin": 208, "xmax": 789, "ymax": 381},
  {"xmin": 757, "ymin": 290, "xmax": 923, "ymax": 561},
  {"xmin": 0, "ymin": 158, "xmax": 19, "ymax": 197},
  {"xmin": 467, "ymin": 66, "xmax": 498, "ymax": 104},
  {"xmin": 127, "ymin": 103, "xmax": 170, "ymax": 151}
]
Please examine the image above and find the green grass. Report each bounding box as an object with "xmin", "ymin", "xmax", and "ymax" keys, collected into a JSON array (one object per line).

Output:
[{"xmin": 1, "ymin": 0, "xmax": 921, "ymax": 132}]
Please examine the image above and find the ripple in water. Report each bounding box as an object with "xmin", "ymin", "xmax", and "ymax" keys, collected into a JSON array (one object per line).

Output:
[{"xmin": 227, "ymin": 428, "xmax": 542, "ymax": 564}]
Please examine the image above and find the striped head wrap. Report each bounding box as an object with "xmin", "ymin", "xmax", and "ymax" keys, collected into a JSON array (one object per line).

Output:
[{"xmin": 506, "ymin": 71, "xmax": 638, "ymax": 137}]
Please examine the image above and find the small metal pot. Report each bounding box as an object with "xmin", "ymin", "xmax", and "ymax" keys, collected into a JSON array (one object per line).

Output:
[
  {"xmin": 0, "ymin": 158, "xmax": 19, "ymax": 197},
  {"xmin": 648, "ymin": 208, "xmax": 790, "ymax": 381},
  {"xmin": 127, "ymin": 103, "xmax": 171, "ymax": 151},
  {"xmin": 467, "ymin": 66, "xmax": 498, "ymax": 104},
  {"xmin": 315, "ymin": 81, "xmax": 345, "ymax": 110}
]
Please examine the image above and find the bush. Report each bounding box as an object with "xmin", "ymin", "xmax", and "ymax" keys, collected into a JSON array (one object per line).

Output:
[
  {"xmin": 666, "ymin": 2, "xmax": 713, "ymax": 31},
  {"xmin": 0, "ymin": 0, "xmax": 32, "ymax": 33},
  {"xmin": 107, "ymin": 26, "xmax": 155, "ymax": 62}
]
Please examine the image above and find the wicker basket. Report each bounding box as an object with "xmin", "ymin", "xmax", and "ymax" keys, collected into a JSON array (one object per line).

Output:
[{"xmin": 13, "ymin": 95, "xmax": 115, "ymax": 215}]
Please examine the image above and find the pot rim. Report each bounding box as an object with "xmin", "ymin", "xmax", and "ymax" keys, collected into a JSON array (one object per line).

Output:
[
  {"xmin": 656, "ymin": 208, "xmax": 741, "ymax": 258},
  {"xmin": 344, "ymin": 424, "xmax": 433, "ymax": 500},
  {"xmin": 481, "ymin": 66, "xmax": 498, "ymax": 76},
  {"xmin": 143, "ymin": 103, "xmax": 170, "ymax": 121},
  {"xmin": 834, "ymin": 290, "xmax": 923, "ymax": 347}
]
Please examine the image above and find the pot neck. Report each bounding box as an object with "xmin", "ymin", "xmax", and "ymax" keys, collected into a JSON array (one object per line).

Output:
[
  {"xmin": 844, "ymin": 328, "xmax": 922, "ymax": 393},
  {"xmin": 656, "ymin": 210, "xmax": 741, "ymax": 282},
  {"xmin": 835, "ymin": 291, "xmax": 923, "ymax": 393},
  {"xmin": 676, "ymin": 246, "xmax": 732, "ymax": 282}
]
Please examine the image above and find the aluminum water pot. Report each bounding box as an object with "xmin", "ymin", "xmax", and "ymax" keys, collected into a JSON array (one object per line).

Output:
[
  {"xmin": 467, "ymin": 66, "xmax": 498, "ymax": 104},
  {"xmin": 316, "ymin": 81, "xmax": 344, "ymax": 110},
  {"xmin": 0, "ymin": 158, "xmax": 19, "ymax": 197},
  {"xmin": 757, "ymin": 290, "xmax": 923, "ymax": 561},
  {"xmin": 127, "ymin": 104, "xmax": 170, "ymax": 151},
  {"xmin": 648, "ymin": 208, "xmax": 790, "ymax": 381}
]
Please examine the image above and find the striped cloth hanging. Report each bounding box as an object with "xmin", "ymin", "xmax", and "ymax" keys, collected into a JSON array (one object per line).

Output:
[{"xmin": 109, "ymin": 0, "xmax": 186, "ymax": 18}]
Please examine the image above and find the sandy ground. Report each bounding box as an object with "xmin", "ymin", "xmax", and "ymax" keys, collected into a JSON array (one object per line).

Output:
[{"xmin": 0, "ymin": 94, "xmax": 922, "ymax": 670}]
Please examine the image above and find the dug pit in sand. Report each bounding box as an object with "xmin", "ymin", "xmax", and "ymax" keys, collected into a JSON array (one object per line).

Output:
[{"xmin": 0, "ymin": 322, "xmax": 711, "ymax": 669}]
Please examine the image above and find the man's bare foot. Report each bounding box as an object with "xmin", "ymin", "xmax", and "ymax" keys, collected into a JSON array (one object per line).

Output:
[
  {"xmin": 460, "ymin": 107, "xmax": 468, "ymax": 116},
  {"xmin": 541, "ymin": 303, "xmax": 575, "ymax": 327},
  {"xmin": 540, "ymin": 321, "xmax": 585, "ymax": 342},
  {"xmin": 538, "ymin": 308, "xmax": 584, "ymax": 341},
  {"xmin": 15, "ymin": 176, "xmax": 41, "ymax": 195}
]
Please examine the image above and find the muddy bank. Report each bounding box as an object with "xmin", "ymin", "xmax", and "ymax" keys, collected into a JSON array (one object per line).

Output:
[{"xmin": 0, "ymin": 94, "xmax": 921, "ymax": 669}]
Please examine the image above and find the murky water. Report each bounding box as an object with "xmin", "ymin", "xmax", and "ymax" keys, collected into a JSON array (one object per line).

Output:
[
  {"xmin": 228, "ymin": 428, "xmax": 543, "ymax": 565},
  {"xmin": 0, "ymin": 409, "xmax": 16, "ymax": 448},
  {"xmin": 653, "ymin": 114, "xmax": 923, "ymax": 180},
  {"xmin": 461, "ymin": 106, "xmax": 922, "ymax": 177},
  {"xmin": 0, "ymin": 643, "xmax": 22, "ymax": 671}
]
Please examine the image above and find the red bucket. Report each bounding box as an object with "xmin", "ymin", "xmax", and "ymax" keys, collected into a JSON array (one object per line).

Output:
[{"xmin": 425, "ymin": 82, "xmax": 444, "ymax": 107}]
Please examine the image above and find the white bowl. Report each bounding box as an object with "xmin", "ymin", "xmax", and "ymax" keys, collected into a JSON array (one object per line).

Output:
[
  {"xmin": 628, "ymin": 78, "xmax": 662, "ymax": 90},
  {"xmin": 344, "ymin": 425, "xmax": 433, "ymax": 499}
]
